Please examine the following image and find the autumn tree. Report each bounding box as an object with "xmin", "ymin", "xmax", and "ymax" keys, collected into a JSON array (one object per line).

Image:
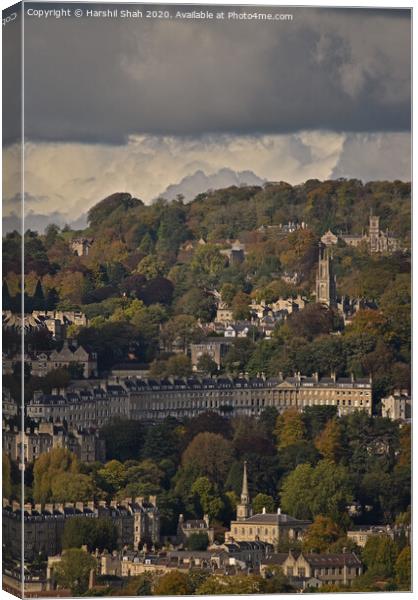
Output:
[
  {"xmin": 395, "ymin": 546, "xmax": 411, "ymax": 590},
  {"xmin": 275, "ymin": 408, "xmax": 306, "ymax": 449},
  {"xmin": 181, "ymin": 433, "xmax": 234, "ymax": 485},
  {"xmin": 302, "ymin": 516, "xmax": 342, "ymax": 553},
  {"xmin": 153, "ymin": 570, "xmax": 193, "ymax": 595},
  {"xmin": 315, "ymin": 419, "xmax": 343, "ymax": 462}
]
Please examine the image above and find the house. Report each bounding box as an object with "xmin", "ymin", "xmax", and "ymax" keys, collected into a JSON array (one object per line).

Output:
[
  {"xmin": 261, "ymin": 550, "xmax": 363, "ymax": 588},
  {"xmin": 70, "ymin": 238, "xmax": 93, "ymax": 257},
  {"xmin": 190, "ymin": 338, "xmax": 233, "ymax": 370},
  {"xmin": 381, "ymin": 390, "xmax": 411, "ymax": 421},
  {"xmin": 177, "ymin": 514, "xmax": 215, "ymax": 545}
]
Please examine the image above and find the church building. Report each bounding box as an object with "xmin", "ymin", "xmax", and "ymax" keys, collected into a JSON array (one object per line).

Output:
[{"xmin": 226, "ymin": 462, "xmax": 311, "ymax": 548}]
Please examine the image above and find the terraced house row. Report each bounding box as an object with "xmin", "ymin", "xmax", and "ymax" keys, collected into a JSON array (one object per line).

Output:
[{"xmin": 26, "ymin": 373, "xmax": 373, "ymax": 428}]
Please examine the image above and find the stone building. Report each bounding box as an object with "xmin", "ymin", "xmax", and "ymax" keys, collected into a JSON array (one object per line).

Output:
[
  {"xmin": 381, "ymin": 389, "xmax": 411, "ymax": 421},
  {"xmin": 27, "ymin": 382, "xmax": 129, "ymax": 429},
  {"xmin": 70, "ymin": 237, "xmax": 93, "ymax": 257},
  {"xmin": 2, "ymin": 496, "xmax": 160, "ymax": 561},
  {"xmin": 190, "ymin": 339, "xmax": 233, "ymax": 371},
  {"xmin": 315, "ymin": 243, "xmax": 337, "ymax": 308},
  {"xmin": 176, "ymin": 513, "xmax": 215, "ymax": 545},
  {"xmin": 320, "ymin": 214, "xmax": 400, "ymax": 254},
  {"xmin": 26, "ymin": 372, "xmax": 372, "ymax": 429},
  {"xmin": 226, "ymin": 463, "xmax": 311, "ymax": 548},
  {"xmin": 3, "ymin": 340, "xmax": 97, "ymax": 379},
  {"xmin": 261, "ymin": 550, "xmax": 363, "ymax": 588},
  {"xmin": 2, "ymin": 421, "xmax": 105, "ymax": 464}
]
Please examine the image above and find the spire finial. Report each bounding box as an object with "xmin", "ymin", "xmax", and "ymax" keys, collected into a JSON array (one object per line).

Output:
[{"xmin": 242, "ymin": 461, "xmax": 249, "ymax": 500}]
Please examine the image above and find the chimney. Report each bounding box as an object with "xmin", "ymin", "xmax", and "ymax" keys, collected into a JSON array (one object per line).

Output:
[
  {"xmin": 262, "ymin": 507, "xmax": 266, "ymax": 514},
  {"xmin": 149, "ymin": 495, "xmax": 157, "ymax": 508},
  {"xmin": 277, "ymin": 508, "xmax": 281, "ymax": 515}
]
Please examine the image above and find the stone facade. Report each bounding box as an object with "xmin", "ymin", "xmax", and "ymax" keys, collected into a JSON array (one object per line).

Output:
[
  {"xmin": 226, "ymin": 463, "xmax": 311, "ymax": 547},
  {"xmin": 190, "ymin": 339, "xmax": 233, "ymax": 370},
  {"xmin": 177, "ymin": 514, "xmax": 215, "ymax": 545},
  {"xmin": 320, "ymin": 214, "xmax": 400, "ymax": 254},
  {"xmin": 26, "ymin": 373, "xmax": 372, "ymax": 428},
  {"xmin": 381, "ymin": 390, "xmax": 411, "ymax": 421},
  {"xmin": 3, "ymin": 340, "xmax": 97, "ymax": 379},
  {"xmin": 70, "ymin": 237, "xmax": 93, "ymax": 257},
  {"xmin": 2, "ymin": 421, "xmax": 105, "ymax": 464},
  {"xmin": 261, "ymin": 550, "xmax": 363, "ymax": 587},
  {"xmin": 2, "ymin": 496, "xmax": 160, "ymax": 561}
]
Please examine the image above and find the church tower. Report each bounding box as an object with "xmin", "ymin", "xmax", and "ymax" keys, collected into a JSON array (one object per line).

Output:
[
  {"xmin": 369, "ymin": 212, "xmax": 381, "ymax": 253},
  {"xmin": 236, "ymin": 461, "xmax": 252, "ymax": 521},
  {"xmin": 315, "ymin": 243, "xmax": 337, "ymax": 307}
]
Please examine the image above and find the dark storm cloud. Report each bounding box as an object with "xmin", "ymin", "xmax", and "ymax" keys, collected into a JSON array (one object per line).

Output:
[{"xmin": 21, "ymin": 4, "xmax": 411, "ymax": 144}]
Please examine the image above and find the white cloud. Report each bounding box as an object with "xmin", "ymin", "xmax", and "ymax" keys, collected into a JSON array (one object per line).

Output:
[{"xmin": 2, "ymin": 131, "xmax": 409, "ymax": 225}]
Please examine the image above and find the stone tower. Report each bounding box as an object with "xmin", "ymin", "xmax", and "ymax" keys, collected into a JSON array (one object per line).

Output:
[
  {"xmin": 369, "ymin": 212, "xmax": 381, "ymax": 253},
  {"xmin": 236, "ymin": 461, "xmax": 252, "ymax": 521},
  {"xmin": 315, "ymin": 243, "xmax": 337, "ymax": 307}
]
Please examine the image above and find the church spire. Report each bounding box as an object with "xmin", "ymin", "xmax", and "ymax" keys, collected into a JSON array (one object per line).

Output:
[
  {"xmin": 236, "ymin": 461, "xmax": 252, "ymax": 521},
  {"xmin": 241, "ymin": 460, "xmax": 249, "ymax": 504}
]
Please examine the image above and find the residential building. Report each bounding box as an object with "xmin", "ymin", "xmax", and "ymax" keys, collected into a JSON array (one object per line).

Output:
[
  {"xmin": 26, "ymin": 372, "xmax": 373, "ymax": 428},
  {"xmin": 381, "ymin": 390, "xmax": 411, "ymax": 421},
  {"xmin": 320, "ymin": 214, "xmax": 400, "ymax": 254},
  {"xmin": 3, "ymin": 340, "xmax": 97, "ymax": 378},
  {"xmin": 2, "ymin": 497, "xmax": 160, "ymax": 561},
  {"xmin": 2, "ymin": 421, "xmax": 105, "ymax": 464},
  {"xmin": 261, "ymin": 550, "xmax": 363, "ymax": 588},
  {"xmin": 177, "ymin": 513, "xmax": 215, "ymax": 545},
  {"xmin": 190, "ymin": 339, "xmax": 233, "ymax": 370}
]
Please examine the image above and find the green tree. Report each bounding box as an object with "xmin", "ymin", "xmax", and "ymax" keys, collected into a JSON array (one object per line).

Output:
[
  {"xmin": 33, "ymin": 448, "xmax": 81, "ymax": 503},
  {"xmin": 191, "ymin": 476, "xmax": 224, "ymax": 521},
  {"xmin": 395, "ymin": 546, "xmax": 411, "ymax": 590},
  {"xmin": 252, "ymin": 493, "xmax": 275, "ymax": 515},
  {"xmin": 54, "ymin": 548, "xmax": 97, "ymax": 595},
  {"xmin": 186, "ymin": 532, "xmax": 210, "ymax": 551},
  {"xmin": 153, "ymin": 570, "xmax": 193, "ymax": 595},
  {"xmin": 362, "ymin": 535, "xmax": 399, "ymax": 579},
  {"xmin": 62, "ymin": 517, "xmax": 117, "ymax": 552},
  {"xmin": 197, "ymin": 353, "xmax": 218, "ymax": 375}
]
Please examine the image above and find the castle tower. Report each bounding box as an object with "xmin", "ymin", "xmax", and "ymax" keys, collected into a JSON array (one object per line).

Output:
[
  {"xmin": 369, "ymin": 212, "xmax": 381, "ymax": 253},
  {"xmin": 315, "ymin": 243, "xmax": 337, "ymax": 307},
  {"xmin": 236, "ymin": 461, "xmax": 252, "ymax": 521}
]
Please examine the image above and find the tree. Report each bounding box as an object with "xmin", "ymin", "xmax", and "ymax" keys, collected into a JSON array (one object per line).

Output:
[
  {"xmin": 164, "ymin": 354, "xmax": 192, "ymax": 377},
  {"xmin": 101, "ymin": 419, "xmax": 144, "ymax": 462},
  {"xmin": 62, "ymin": 517, "xmax": 117, "ymax": 552},
  {"xmin": 197, "ymin": 574, "xmax": 264, "ymax": 594},
  {"xmin": 252, "ymin": 493, "xmax": 275, "ymax": 515},
  {"xmin": 395, "ymin": 546, "xmax": 411, "ymax": 590},
  {"xmin": 302, "ymin": 516, "xmax": 342, "ymax": 553},
  {"xmin": 280, "ymin": 463, "xmax": 314, "ymax": 520},
  {"xmin": 315, "ymin": 419, "xmax": 343, "ymax": 462},
  {"xmin": 362, "ymin": 535, "xmax": 399, "ymax": 579},
  {"xmin": 275, "ymin": 408, "xmax": 306, "ymax": 449},
  {"xmin": 191, "ymin": 477, "xmax": 224, "ymax": 521},
  {"xmin": 182, "ymin": 433, "xmax": 234, "ymax": 485},
  {"xmin": 186, "ymin": 532, "xmax": 209, "ymax": 551},
  {"xmin": 33, "ymin": 448, "xmax": 80, "ymax": 503},
  {"xmin": 197, "ymin": 353, "xmax": 218, "ymax": 375},
  {"xmin": 261, "ymin": 567, "xmax": 294, "ymax": 593},
  {"xmin": 54, "ymin": 548, "xmax": 97, "ymax": 595},
  {"xmin": 153, "ymin": 570, "xmax": 193, "ymax": 595}
]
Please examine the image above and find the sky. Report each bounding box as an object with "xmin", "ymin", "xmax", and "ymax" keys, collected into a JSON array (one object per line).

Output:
[{"xmin": 3, "ymin": 4, "xmax": 411, "ymax": 230}]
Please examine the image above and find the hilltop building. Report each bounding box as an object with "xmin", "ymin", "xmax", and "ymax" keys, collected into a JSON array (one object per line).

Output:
[
  {"xmin": 70, "ymin": 237, "xmax": 93, "ymax": 257},
  {"xmin": 315, "ymin": 244, "xmax": 337, "ymax": 307},
  {"xmin": 226, "ymin": 463, "xmax": 311, "ymax": 547},
  {"xmin": 320, "ymin": 213, "xmax": 400, "ymax": 254}
]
